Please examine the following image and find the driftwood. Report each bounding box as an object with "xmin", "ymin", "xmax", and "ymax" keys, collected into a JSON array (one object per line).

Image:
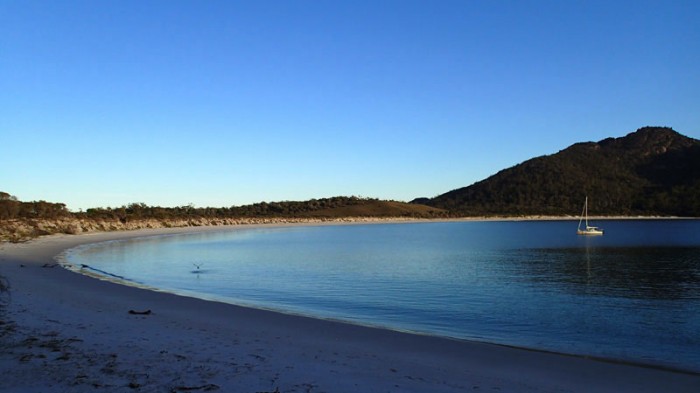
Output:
[{"xmin": 127, "ymin": 309, "xmax": 152, "ymax": 315}]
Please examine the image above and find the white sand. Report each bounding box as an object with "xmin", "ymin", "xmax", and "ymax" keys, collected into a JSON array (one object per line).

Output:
[{"xmin": 1, "ymin": 226, "xmax": 698, "ymax": 392}]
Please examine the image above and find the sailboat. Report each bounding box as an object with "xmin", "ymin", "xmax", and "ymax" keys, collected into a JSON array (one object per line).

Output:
[{"xmin": 577, "ymin": 197, "xmax": 603, "ymax": 235}]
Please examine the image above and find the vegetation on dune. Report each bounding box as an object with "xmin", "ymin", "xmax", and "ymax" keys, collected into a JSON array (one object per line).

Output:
[
  {"xmin": 0, "ymin": 194, "xmax": 447, "ymax": 242},
  {"xmin": 77, "ymin": 196, "xmax": 446, "ymax": 221},
  {"xmin": 0, "ymin": 192, "xmax": 71, "ymax": 220},
  {"xmin": 0, "ymin": 194, "xmax": 444, "ymax": 222}
]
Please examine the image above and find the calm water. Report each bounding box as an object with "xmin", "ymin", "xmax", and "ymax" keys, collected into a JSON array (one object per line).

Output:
[{"xmin": 64, "ymin": 220, "xmax": 700, "ymax": 372}]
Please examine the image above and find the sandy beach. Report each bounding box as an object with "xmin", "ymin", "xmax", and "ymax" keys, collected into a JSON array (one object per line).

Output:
[{"xmin": 1, "ymin": 226, "xmax": 698, "ymax": 392}]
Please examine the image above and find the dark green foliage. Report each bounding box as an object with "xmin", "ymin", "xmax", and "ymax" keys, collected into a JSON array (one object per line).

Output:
[
  {"xmin": 0, "ymin": 193, "xmax": 443, "ymax": 230},
  {"xmin": 226, "ymin": 196, "xmax": 394, "ymax": 217},
  {"xmin": 31, "ymin": 196, "xmax": 442, "ymax": 221},
  {"xmin": 101, "ymin": 196, "xmax": 440, "ymax": 219},
  {"xmin": 0, "ymin": 193, "xmax": 70, "ymax": 220},
  {"xmin": 83, "ymin": 203, "xmax": 199, "ymax": 221},
  {"xmin": 415, "ymin": 127, "xmax": 700, "ymax": 216}
]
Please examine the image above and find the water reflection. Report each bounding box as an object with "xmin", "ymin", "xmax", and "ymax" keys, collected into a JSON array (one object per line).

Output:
[
  {"xmin": 67, "ymin": 220, "xmax": 700, "ymax": 371},
  {"xmin": 510, "ymin": 247, "xmax": 700, "ymax": 300}
]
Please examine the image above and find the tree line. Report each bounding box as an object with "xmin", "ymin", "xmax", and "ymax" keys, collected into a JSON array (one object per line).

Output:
[
  {"xmin": 0, "ymin": 193, "xmax": 428, "ymax": 221},
  {"xmin": 0, "ymin": 192, "xmax": 71, "ymax": 220}
]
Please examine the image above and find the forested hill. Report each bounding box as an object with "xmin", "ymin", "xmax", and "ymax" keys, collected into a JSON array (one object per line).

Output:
[{"xmin": 413, "ymin": 127, "xmax": 700, "ymax": 216}]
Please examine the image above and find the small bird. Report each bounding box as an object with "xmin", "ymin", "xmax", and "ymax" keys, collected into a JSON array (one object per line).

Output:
[{"xmin": 192, "ymin": 262, "xmax": 203, "ymax": 270}]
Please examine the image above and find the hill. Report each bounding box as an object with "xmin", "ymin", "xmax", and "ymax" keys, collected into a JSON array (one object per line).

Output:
[{"xmin": 414, "ymin": 127, "xmax": 700, "ymax": 216}]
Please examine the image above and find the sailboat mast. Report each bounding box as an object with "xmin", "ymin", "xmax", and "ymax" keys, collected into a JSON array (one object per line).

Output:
[{"xmin": 576, "ymin": 196, "xmax": 603, "ymax": 235}]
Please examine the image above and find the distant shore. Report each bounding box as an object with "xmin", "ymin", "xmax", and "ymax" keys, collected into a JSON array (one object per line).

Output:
[
  {"xmin": 1, "ymin": 225, "xmax": 698, "ymax": 392},
  {"xmin": 2, "ymin": 214, "xmax": 694, "ymax": 244}
]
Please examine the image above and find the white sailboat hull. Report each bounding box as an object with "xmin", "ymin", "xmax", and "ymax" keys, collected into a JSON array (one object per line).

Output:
[
  {"xmin": 577, "ymin": 197, "xmax": 603, "ymax": 235},
  {"xmin": 577, "ymin": 226, "xmax": 604, "ymax": 235}
]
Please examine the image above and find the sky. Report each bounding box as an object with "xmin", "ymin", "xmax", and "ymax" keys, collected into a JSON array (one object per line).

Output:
[{"xmin": 2, "ymin": 0, "xmax": 699, "ymax": 211}]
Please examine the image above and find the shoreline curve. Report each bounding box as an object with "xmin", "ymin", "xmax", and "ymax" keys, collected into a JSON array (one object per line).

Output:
[{"xmin": 1, "ymin": 225, "xmax": 698, "ymax": 392}]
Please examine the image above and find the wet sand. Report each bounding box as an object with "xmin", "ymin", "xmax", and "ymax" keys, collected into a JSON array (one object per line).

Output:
[{"xmin": 1, "ymin": 226, "xmax": 698, "ymax": 392}]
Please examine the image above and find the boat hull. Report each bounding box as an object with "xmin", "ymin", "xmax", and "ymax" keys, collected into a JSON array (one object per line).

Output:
[
  {"xmin": 577, "ymin": 197, "xmax": 603, "ymax": 236},
  {"xmin": 577, "ymin": 228, "xmax": 604, "ymax": 236}
]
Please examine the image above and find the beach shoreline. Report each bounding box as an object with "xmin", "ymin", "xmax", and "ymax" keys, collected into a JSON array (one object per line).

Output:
[
  {"xmin": 3, "ymin": 214, "xmax": 694, "ymax": 243},
  {"xmin": 1, "ymin": 225, "xmax": 698, "ymax": 392}
]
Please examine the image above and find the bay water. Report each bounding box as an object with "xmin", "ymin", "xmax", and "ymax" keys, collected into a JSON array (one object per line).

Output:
[{"xmin": 64, "ymin": 220, "xmax": 700, "ymax": 372}]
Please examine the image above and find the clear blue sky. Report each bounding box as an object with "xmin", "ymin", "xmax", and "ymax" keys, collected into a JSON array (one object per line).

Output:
[{"xmin": 2, "ymin": 0, "xmax": 699, "ymax": 211}]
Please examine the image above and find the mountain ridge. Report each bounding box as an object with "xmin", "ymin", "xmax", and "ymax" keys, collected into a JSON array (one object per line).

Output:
[{"xmin": 414, "ymin": 127, "xmax": 700, "ymax": 216}]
